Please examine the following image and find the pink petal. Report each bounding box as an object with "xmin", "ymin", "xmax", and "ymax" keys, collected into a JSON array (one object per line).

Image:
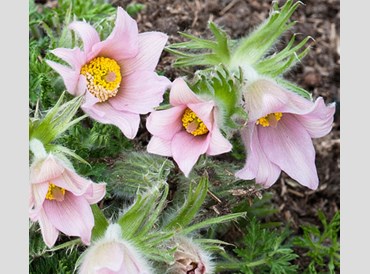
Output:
[
  {"xmin": 68, "ymin": 21, "xmax": 100, "ymax": 54},
  {"xmin": 84, "ymin": 183, "xmax": 106, "ymax": 204},
  {"xmin": 172, "ymin": 131, "xmax": 210, "ymax": 177},
  {"xmin": 30, "ymin": 155, "xmax": 65, "ymax": 185},
  {"xmin": 76, "ymin": 74, "xmax": 88, "ymax": 96},
  {"xmin": 109, "ymin": 71, "xmax": 171, "ymax": 114},
  {"xmin": 206, "ymin": 129, "xmax": 232, "ymax": 155},
  {"xmin": 235, "ymin": 126, "xmax": 281, "ymax": 187},
  {"xmin": 45, "ymin": 60, "xmax": 80, "ymax": 96},
  {"xmin": 147, "ymin": 136, "xmax": 172, "ymax": 156},
  {"xmin": 96, "ymin": 244, "xmax": 125, "ymax": 272},
  {"xmin": 51, "ymin": 170, "xmax": 92, "ymax": 196},
  {"xmin": 29, "ymin": 183, "xmax": 49, "ymax": 220},
  {"xmin": 243, "ymin": 79, "xmax": 291, "ymax": 122},
  {"xmin": 259, "ymin": 114, "xmax": 319, "ymax": 190},
  {"xmin": 81, "ymin": 100, "xmax": 140, "ymax": 139},
  {"xmin": 44, "ymin": 193, "xmax": 94, "ymax": 245},
  {"xmin": 82, "ymin": 91, "xmax": 101, "ymax": 112},
  {"xmin": 296, "ymin": 98, "xmax": 336, "ymax": 138},
  {"xmin": 91, "ymin": 7, "xmax": 139, "ymax": 61},
  {"xmin": 50, "ymin": 47, "xmax": 86, "ymax": 70},
  {"xmin": 187, "ymin": 102, "xmax": 215, "ymax": 131},
  {"xmin": 145, "ymin": 106, "xmax": 185, "ymax": 140},
  {"xmin": 37, "ymin": 208, "xmax": 60, "ymax": 248},
  {"xmin": 170, "ymin": 78, "xmax": 202, "ymax": 106},
  {"xmin": 120, "ymin": 31, "xmax": 168, "ymax": 76}
]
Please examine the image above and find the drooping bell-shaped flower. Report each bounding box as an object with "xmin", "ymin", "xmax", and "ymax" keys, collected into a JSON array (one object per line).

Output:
[
  {"xmin": 77, "ymin": 223, "xmax": 153, "ymax": 274},
  {"xmin": 146, "ymin": 77, "xmax": 232, "ymax": 177},
  {"xmin": 166, "ymin": 236, "xmax": 214, "ymax": 274},
  {"xmin": 29, "ymin": 145, "xmax": 106, "ymax": 248},
  {"xmin": 235, "ymin": 78, "xmax": 336, "ymax": 190},
  {"xmin": 46, "ymin": 7, "xmax": 171, "ymax": 139}
]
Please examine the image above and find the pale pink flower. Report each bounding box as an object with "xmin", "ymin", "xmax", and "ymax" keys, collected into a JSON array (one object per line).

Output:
[
  {"xmin": 146, "ymin": 78, "xmax": 232, "ymax": 177},
  {"xmin": 235, "ymin": 78, "xmax": 336, "ymax": 190},
  {"xmin": 29, "ymin": 154, "xmax": 106, "ymax": 248},
  {"xmin": 46, "ymin": 7, "xmax": 171, "ymax": 139},
  {"xmin": 77, "ymin": 224, "xmax": 153, "ymax": 274}
]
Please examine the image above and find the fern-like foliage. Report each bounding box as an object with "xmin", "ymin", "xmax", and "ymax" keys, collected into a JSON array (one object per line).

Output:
[
  {"xmin": 216, "ymin": 217, "xmax": 299, "ymax": 274},
  {"xmin": 293, "ymin": 211, "xmax": 340, "ymax": 274}
]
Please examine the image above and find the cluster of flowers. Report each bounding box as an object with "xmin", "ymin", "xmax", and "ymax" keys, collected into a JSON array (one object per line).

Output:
[{"xmin": 29, "ymin": 3, "xmax": 335, "ymax": 274}]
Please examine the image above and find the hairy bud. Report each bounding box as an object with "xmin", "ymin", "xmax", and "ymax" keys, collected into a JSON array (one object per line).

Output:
[{"xmin": 166, "ymin": 236, "xmax": 214, "ymax": 274}]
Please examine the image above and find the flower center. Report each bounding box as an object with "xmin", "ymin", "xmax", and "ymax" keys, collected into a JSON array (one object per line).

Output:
[
  {"xmin": 45, "ymin": 183, "xmax": 66, "ymax": 201},
  {"xmin": 80, "ymin": 57, "xmax": 122, "ymax": 102},
  {"xmin": 181, "ymin": 108, "xmax": 209, "ymax": 136},
  {"xmin": 256, "ymin": 112, "xmax": 283, "ymax": 127}
]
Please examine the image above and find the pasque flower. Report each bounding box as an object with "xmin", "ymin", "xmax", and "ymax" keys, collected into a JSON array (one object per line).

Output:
[
  {"xmin": 235, "ymin": 78, "xmax": 336, "ymax": 190},
  {"xmin": 46, "ymin": 7, "xmax": 171, "ymax": 139},
  {"xmin": 146, "ymin": 78, "xmax": 232, "ymax": 177},
  {"xmin": 29, "ymin": 151, "xmax": 106, "ymax": 248},
  {"xmin": 77, "ymin": 223, "xmax": 153, "ymax": 274}
]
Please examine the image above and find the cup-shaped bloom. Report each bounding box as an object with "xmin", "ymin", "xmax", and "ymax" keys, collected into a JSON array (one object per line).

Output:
[
  {"xmin": 146, "ymin": 78, "xmax": 232, "ymax": 177},
  {"xmin": 235, "ymin": 78, "xmax": 336, "ymax": 190},
  {"xmin": 46, "ymin": 7, "xmax": 171, "ymax": 139},
  {"xmin": 166, "ymin": 236, "xmax": 214, "ymax": 274},
  {"xmin": 77, "ymin": 224, "xmax": 153, "ymax": 274},
  {"xmin": 29, "ymin": 154, "xmax": 106, "ymax": 248}
]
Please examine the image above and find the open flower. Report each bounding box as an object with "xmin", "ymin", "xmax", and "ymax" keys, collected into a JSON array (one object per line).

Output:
[
  {"xmin": 46, "ymin": 7, "xmax": 171, "ymax": 139},
  {"xmin": 29, "ymin": 153, "xmax": 106, "ymax": 248},
  {"xmin": 77, "ymin": 223, "xmax": 153, "ymax": 274},
  {"xmin": 146, "ymin": 78, "xmax": 232, "ymax": 177},
  {"xmin": 235, "ymin": 78, "xmax": 336, "ymax": 190}
]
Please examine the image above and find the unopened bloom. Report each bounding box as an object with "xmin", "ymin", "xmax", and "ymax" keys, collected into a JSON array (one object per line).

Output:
[
  {"xmin": 166, "ymin": 236, "xmax": 214, "ymax": 274},
  {"xmin": 236, "ymin": 78, "xmax": 336, "ymax": 190},
  {"xmin": 146, "ymin": 78, "xmax": 232, "ymax": 177},
  {"xmin": 77, "ymin": 223, "xmax": 153, "ymax": 274},
  {"xmin": 29, "ymin": 153, "xmax": 106, "ymax": 248},
  {"xmin": 46, "ymin": 7, "xmax": 171, "ymax": 139}
]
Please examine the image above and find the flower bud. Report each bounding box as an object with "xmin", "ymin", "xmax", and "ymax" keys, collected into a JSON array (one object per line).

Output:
[
  {"xmin": 166, "ymin": 236, "xmax": 214, "ymax": 274},
  {"xmin": 77, "ymin": 224, "xmax": 153, "ymax": 274}
]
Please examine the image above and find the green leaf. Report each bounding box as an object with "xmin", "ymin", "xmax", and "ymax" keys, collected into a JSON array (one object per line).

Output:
[
  {"xmin": 117, "ymin": 183, "xmax": 169, "ymax": 240},
  {"xmin": 164, "ymin": 176, "xmax": 209, "ymax": 230},
  {"xmin": 181, "ymin": 212, "xmax": 246, "ymax": 235},
  {"xmin": 90, "ymin": 204, "xmax": 109, "ymax": 241},
  {"xmin": 29, "ymin": 93, "xmax": 85, "ymax": 146},
  {"xmin": 231, "ymin": 0, "xmax": 303, "ymax": 67},
  {"xmin": 166, "ymin": 21, "xmax": 231, "ymax": 68},
  {"xmin": 276, "ymin": 77, "xmax": 312, "ymax": 100}
]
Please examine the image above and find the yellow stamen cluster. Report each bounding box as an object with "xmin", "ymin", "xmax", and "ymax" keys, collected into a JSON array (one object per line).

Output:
[
  {"xmin": 81, "ymin": 57, "xmax": 122, "ymax": 102},
  {"xmin": 182, "ymin": 108, "xmax": 209, "ymax": 136},
  {"xmin": 45, "ymin": 183, "xmax": 66, "ymax": 201},
  {"xmin": 256, "ymin": 112, "xmax": 283, "ymax": 127}
]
